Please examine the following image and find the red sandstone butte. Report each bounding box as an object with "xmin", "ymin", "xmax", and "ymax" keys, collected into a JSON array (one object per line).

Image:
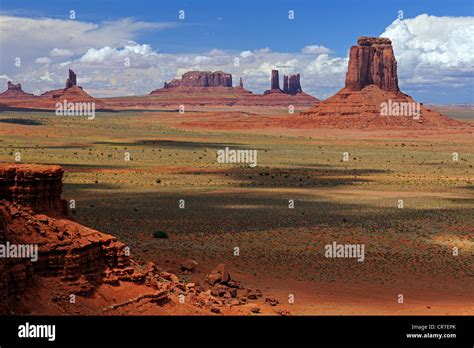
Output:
[
  {"xmin": 270, "ymin": 69, "xmax": 280, "ymax": 91},
  {"xmin": 39, "ymin": 69, "xmax": 97, "ymax": 103},
  {"xmin": 161, "ymin": 71, "xmax": 232, "ymax": 89},
  {"xmin": 0, "ymin": 70, "xmax": 102, "ymax": 110},
  {"xmin": 287, "ymin": 74, "xmax": 302, "ymax": 95},
  {"xmin": 283, "ymin": 75, "xmax": 289, "ymax": 93},
  {"xmin": 264, "ymin": 70, "xmax": 305, "ymax": 96},
  {"xmin": 345, "ymin": 37, "xmax": 399, "ymax": 92},
  {"xmin": 65, "ymin": 69, "xmax": 77, "ymax": 89},
  {"xmin": 301, "ymin": 36, "xmax": 463, "ymax": 128},
  {"xmin": 262, "ymin": 69, "xmax": 318, "ymax": 106},
  {"xmin": 140, "ymin": 69, "xmax": 316, "ymax": 108},
  {"xmin": 0, "ymin": 81, "xmax": 34, "ymax": 98}
]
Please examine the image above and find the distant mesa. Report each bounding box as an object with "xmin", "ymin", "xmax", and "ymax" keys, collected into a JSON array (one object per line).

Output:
[
  {"xmin": 264, "ymin": 69, "xmax": 303, "ymax": 95},
  {"xmin": 301, "ymin": 36, "xmax": 461, "ymax": 128},
  {"xmin": 0, "ymin": 68, "xmax": 318, "ymax": 110},
  {"xmin": 0, "ymin": 81, "xmax": 34, "ymax": 98},
  {"xmin": 146, "ymin": 69, "xmax": 318, "ymax": 107},
  {"xmin": 150, "ymin": 70, "xmax": 250, "ymax": 98},
  {"xmin": 163, "ymin": 71, "xmax": 232, "ymax": 89}
]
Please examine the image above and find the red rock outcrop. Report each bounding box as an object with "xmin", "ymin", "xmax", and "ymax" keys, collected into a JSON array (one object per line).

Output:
[
  {"xmin": 0, "ymin": 164, "xmax": 67, "ymax": 216},
  {"xmin": 0, "ymin": 164, "xmax": 273, "ymax": 315},
  {"xmin": 283, "ymin": 76, "xmax": 288, "ymax": 93},
  {"xmin": 0, "ymin": 67, "xmax": 318, "ymax": 110},
  {"xmin": 162, "ymin": 71, "xmax": 232, "ymax": 88},
  {"xmin": 0, "ymin": 164, "xmax": 131, "ymax": 313},
  {"xmin": 301, "ymin": 36, "xmax": 462, "ymax": 128},
  {"xmin": 0, "ymin": 70, "xmax": 102, "ymax": 110},
  {"xmin": 345, "ymin": 37, "xmax": 399, "ymax": 92},
  {"xmin": 7, "ymin": 82, "xmax": 22, "ymax": 91},
  {"xmin": 65, "ymin": 69, "xmax": 77, "ymax": 89},
  {"xmin": 0, "ymin": 208, "xmax": 34, "ymax": 313},
  {"xmin": 0, "ymin": 164, "xmax": 136, "ymax": 314},
  {"xmin": 0, "ymin": 200, "xmax": 128, "ymax": 278},
  {"xmin": 270, "ymin": 70, "xmax": 280, "ymax": 90},
  {"xmin": 39, "ymin": 85, "xmax": 96, "ymax": 103},
  {"xmin": 0, "ymin": 81, "xmax": 34, "ymax": 99},
  {"xmin": 259, "ymin": 70, "xmax": 317, "ymax": 106},
  {"xmin": 40, "ymin": 69, "xmax": 95, "ymax": 102},
  {"xmin": 266, "ymin": 70, "xmax": 304, "ymax": 95},
  {"xmin": 287, "ymin": 74, "xmax": 302, "ymax": 95}
]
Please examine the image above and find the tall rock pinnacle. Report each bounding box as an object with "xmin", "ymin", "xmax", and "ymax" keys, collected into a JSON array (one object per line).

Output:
[
  {"xmin": 65, "ymin": 69, "xmax": 77, "ymax": 89},
  {"xmin": 271, "ymin": 70, "xmax": 280, "ymax": 90},
  {"xmin": 345, "ymin": 37, "xmax": 399, "ymax": 92},
  {"xmin": 288, "ymin": 74, "xmax": 302, "ymax": 95}
]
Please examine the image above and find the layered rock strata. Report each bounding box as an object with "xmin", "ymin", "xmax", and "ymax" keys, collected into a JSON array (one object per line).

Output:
[{"xmin": 0, "ymin": 164, "xmax": 67, "ymax": 216}]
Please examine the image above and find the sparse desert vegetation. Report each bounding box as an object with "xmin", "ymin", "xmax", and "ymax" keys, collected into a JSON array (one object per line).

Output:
[{"xmin": 1, "ymin": 108, "xmax": 472, "ymax": 314}]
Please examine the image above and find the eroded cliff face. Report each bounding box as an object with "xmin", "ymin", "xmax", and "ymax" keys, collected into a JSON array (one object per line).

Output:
[
  {"xmin": 0, "ymin": 164, "xmax": 67, "ymax": 216},
  {"xmin": 345, "ymin": 37, "xmax": 399, "ymax": 92},
  {"xmin": 0, "ymin": 200, "xmax": 129, "ymax": 279},
  {"xmin": 0, "ymin": 206, "xmax": 34, "ymax": 313},
  {"xmin": 0, "ymin": 164, "xmax": 130, "ymax": 313}
]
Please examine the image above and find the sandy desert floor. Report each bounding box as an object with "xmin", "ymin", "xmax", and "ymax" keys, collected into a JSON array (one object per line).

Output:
[{"xmin": 0, "ymin": 106, "xmax": 473, "ymax": 315}]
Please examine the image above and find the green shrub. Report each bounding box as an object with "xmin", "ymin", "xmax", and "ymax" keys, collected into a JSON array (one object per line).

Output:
[{"xmin": 152, "ymin": 230, "xmax": 169, "ymax": 239}]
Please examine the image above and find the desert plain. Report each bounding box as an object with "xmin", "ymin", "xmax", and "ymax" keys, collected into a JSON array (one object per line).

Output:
[{"xmin": 1, "ymin": 104, "xmax": 472, "ymax": 315}]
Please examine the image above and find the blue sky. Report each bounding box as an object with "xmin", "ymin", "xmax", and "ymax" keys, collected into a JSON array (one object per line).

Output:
[
  {"xmin": 1, "ymin": 0, "xmax": 473, "ymax": 103},
  {"xmin": 4, "ymin": 0, "xmax": 472, "ymax": 54}
]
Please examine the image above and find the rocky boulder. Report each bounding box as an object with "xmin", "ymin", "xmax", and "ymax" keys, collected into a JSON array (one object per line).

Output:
[
  {"xmin": 206, "ymin": 263, "xmax": 230, "ymax": 285},
  {"xmin": 180, "ymin": 259, "xmax": 198, "ymax": 274}
]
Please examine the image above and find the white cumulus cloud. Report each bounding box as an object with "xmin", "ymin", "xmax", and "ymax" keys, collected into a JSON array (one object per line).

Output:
[
  {"xmin": 381, "ymin": 14, "xmax": 474, "ymax": 88},
  {"xmin": 50, "ymin": 48, "xmax": 74, "ymax": 57},
  {"xmin": 34, "ymin": 57, "xmax": 52, "ymax": 64},
  {"xmin": 301, "ymin": 45, "xmax": 332, "ymax": 55}
]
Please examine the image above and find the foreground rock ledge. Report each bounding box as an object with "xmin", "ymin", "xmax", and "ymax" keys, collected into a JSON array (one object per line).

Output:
[{"xmin": 0, "ymin": 164, "xmax": 276, "ymax": 315}]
